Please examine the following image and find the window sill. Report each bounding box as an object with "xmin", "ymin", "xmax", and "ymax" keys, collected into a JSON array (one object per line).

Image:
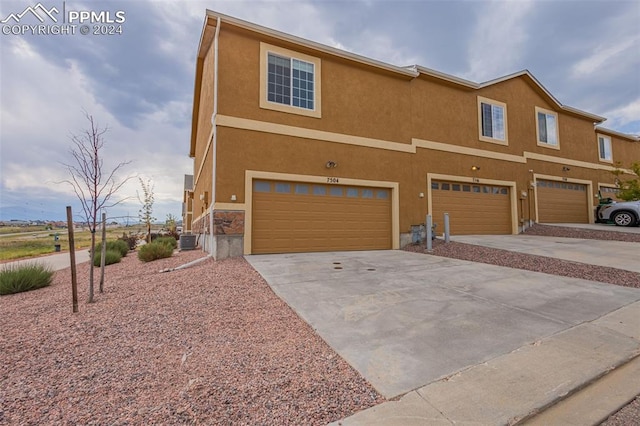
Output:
[
  {"xmin": 479, "ymin": 136, "xmax": 509, "ymax": 146},
  {"xmin": 259, "ymin": 100, "xmax": 321, "ymax": 118},
  {"xmin": 536, "ymin": 141, "xmax": 560, "ymax": 150}
]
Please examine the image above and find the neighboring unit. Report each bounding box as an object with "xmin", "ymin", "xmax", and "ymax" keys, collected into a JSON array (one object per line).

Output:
[
  {"xmin": 181, "ymin": 174, "xmax": 194, "ymax": 234},
  {"xmin": 187, "ymin": 10, "xmax": 640, "ymax": 258}
]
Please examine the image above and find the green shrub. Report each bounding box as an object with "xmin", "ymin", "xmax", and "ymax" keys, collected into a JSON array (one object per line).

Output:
[
  {"xmin": 106, "ymin": 239, "xmax": 129, "ymax": 257},
  {"xmin": 138, "ymin": 241, "xmax": 174, "ymax": 262},
  {"xmin": 93, "ymin": 249, "xmax": 122, "ymax": 267},
  {"xmin": 118, "ymin": 233, "xmax": 138, "ymax": 251},
  {"xmin": 155, "ymin": 236, "xmax": 177, "ymax": 250},
  {"xmin": 0, "ymin": 263, "xmax": 54, "ymax": 295}
]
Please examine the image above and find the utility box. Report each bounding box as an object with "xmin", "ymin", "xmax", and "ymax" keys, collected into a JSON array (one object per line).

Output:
[
  {"xmin": 410, "ymin": 225, "xmax": 424, "ymax": 244},
  {"xmin": 179, "ymin": 234, "xmax": 197, "ymax": 251}
]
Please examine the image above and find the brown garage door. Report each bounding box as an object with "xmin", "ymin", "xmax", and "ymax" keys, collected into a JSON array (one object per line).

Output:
[
  {"xmin": 431, "ymin": 181, "xmax": 512, "ymax": 235},
  {"xmin": 599, "ymin": 186, "xmax": 624, "ymax": 202},
  {"xmin": 537, "ymin": 180, "xmax": 589, "ymax": 223},
  {"xmin": 252, "ymin": 180, "xmax": 392, "ymax": 254}
]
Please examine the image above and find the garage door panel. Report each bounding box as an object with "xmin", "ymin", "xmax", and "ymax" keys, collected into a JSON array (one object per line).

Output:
[
  {"xmin": 599, "ymin": 186, "xmax": 623, "ymax": 202},
  {"xmin": 252, "ymin": 180, "xmax": 391, "ymax": 254},
  {"xmin": 432, "ymin": 181, "xmax": 511, "ymax": 235},
  {"xmin": 537, "ymin": 180, "xmax": 588, "ymax": 223}
]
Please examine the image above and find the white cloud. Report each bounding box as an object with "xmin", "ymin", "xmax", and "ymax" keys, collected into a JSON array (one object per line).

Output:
[
  {"xmin": 0, "ymin": 37, "xmax": 113, "ymax": 168},
  {"xmin": 2, "ymin": 163, "xmax": 72, "ymax": 193},
  {"xmin": 463, "ymin": 0, "xmax": 534, "ymax": 82},
  {"xmin": 571, "ymin": 35, "xmax": 639, "ymax": 79},
  {"xmin": 0, "ymin": 33, "xmax": 190, "ymax": 220},
  {"xmin": 601, "ymin": 99, "xmax": 640, "ymax": 134},
  {"xmin": 147, "ymin": 1, "xmax": 204, "ymax": 71},
  {"xmin": 341, "ymin": 29, "xmax": 420, "ymax": 67}
]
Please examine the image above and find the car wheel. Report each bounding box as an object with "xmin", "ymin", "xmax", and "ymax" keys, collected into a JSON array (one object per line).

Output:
[{"xmin": 612, "ymin": 211, "xmax": 636, "ymax": 227}]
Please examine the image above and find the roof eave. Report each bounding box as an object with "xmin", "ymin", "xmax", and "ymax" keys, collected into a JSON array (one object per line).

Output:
[
  {"xmin": 595, "ymin": 126, "xmax": 640, "ymax": 142},
  {"xmin": 189, "ymin": 16, "xmax": 214, "ymax": 158},
  {"xmin": 204, "ymin": 9, "xmax": 418, "ymax": 78},
  {"xmin": 561, "ymin": 105, "xmax": 606, "ymax": 124},
  {"xmin": 415, "ymin": 65, "xmax": 478, "ymax": 89},
  {"xmin": 481, "ymin": 70, "xmax": 606, "ymax": 123}
]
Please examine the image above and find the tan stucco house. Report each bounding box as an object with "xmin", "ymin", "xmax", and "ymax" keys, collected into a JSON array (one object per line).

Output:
[{"xmin": 185, "ymin": 10, "xmax": 639, "ymax": 259}]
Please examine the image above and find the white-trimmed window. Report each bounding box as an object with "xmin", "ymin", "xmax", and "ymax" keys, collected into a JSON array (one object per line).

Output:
[
  {"xmin": 535, "ymin": 107, "xmax": 559, "ymax": 148},
  {"xmin": 477, "ymin": 96, "xmax": 508, "ymax": 145},
  {"xmin": 268, "ymin": 54, "xmax": 315, "ymax": 109},
  {"xmin": 260, "ymin": 43, "xmax": 321, "ymax": 118},
  {"xmin": 597, "ymin": 134, "xmax": 612, "ymax": 162}
]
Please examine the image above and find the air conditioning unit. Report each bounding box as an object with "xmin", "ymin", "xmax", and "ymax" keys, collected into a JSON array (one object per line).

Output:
[{"xmin": 179, "ymin": 234, "xmax": 197, "ymax": 250}]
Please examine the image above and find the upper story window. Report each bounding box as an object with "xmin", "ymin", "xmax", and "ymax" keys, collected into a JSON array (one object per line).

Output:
[
  {"xmin": 535, "ymin": 107, "xmax": 559, "ymax": 149},
  {"xmin": 260, "ymin": 42, "xmax": 321, "ymax": 118},
  {"xmin": 597, "ymin": 134, "xmax": 613, "ymax": 162},
  {"xmin": 268, "ymin": 54, "xmax": 315, "ymax": 110},
  {"xmin": 477, "ymin": 96, "xmax": 508, "ymax": 145}
]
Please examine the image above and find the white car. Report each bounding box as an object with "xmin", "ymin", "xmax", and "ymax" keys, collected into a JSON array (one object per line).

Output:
[{"xmin": 597, "ymin": 200, "xmax": 640, "ymax": 227}]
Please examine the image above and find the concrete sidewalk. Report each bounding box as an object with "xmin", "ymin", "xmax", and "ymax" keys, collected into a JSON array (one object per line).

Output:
[
  {"xmin": 333, "ymin": 303, "xmax": 640, "ymax": 425},
  {"xmin": 0, "ymin": 250, "xmax": 91, "ymax": 272}
]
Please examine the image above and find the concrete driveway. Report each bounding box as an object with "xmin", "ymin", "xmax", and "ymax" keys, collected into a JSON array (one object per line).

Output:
[
  {"xmin": 246, "ymin": 250, "xmax": 640, "ymax": 401},
  {"xmin": 545, "ymin": 222, "xmax": 640, "ymax": 234},
  {"xmin": 451, "ymin": 234, "xmax": 640, "ymax": 273}
]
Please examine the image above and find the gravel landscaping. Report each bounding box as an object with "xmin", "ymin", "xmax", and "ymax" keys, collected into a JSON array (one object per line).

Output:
[
  {"xmin": 0, "ymin": 250, "xmax": 382, "ymax": 425},
  {"xmin": 2, "ymin": 223, "xmax": 638, "ymax": 424},
  {"xmin": 602, "ymin": 396, "xmax": 640, "ymax": 426}
]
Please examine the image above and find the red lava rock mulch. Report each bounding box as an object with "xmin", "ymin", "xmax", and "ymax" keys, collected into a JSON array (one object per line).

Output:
[{"xmin": 0, "ymin": 251, "xmax": 383, "ymax": 425}]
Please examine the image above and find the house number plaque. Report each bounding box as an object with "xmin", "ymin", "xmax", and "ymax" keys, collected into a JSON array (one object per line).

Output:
[{"xmin": 327, "ymin": 177, "xmax": 340, "ymax": 183}]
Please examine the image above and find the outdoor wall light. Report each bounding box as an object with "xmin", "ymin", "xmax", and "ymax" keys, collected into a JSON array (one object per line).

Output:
[
  {"xmin": 471, "ymin": 165, "xmax": 480, "ymax": 171},
  {"xmin": 326, "ymin": 161, "xmax": 338, "ymax": 169}
]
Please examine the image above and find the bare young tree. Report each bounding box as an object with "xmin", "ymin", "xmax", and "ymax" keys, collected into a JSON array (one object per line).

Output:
[
  {"xmin": 138, "ymin": 177, "xmax": 155, "ymax": 243},
  {"xmin": 61, "ymin": 112, "xmax": 132, "ymax": 303},
  {"xmin": 165, "ymin": 213, "xmax": 178, "ymax": 233}
]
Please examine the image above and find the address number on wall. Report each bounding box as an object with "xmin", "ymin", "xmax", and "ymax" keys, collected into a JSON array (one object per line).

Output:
[{"xmin": 327, "ymin": 177, "xmax": 340, "ymax": 183}]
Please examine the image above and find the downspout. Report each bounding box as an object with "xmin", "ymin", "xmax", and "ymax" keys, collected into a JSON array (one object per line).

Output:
[{"xmin": 209, "ymin": 17, "xmax": 221, "ymax": 256}]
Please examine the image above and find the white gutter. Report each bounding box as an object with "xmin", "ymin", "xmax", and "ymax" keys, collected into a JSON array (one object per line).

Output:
[
  {"xmin": 209, "ymin": 17, "xmax": 221, "ymax": 256},
  {"xmin": 595, "ymin": 126, "xmax": 640, "ymax": 142}
]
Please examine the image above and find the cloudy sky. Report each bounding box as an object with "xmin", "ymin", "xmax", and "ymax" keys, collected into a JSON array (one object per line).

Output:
[{"xmin": 1, "ymin": 0, "xmax": 639, "ymax": 223}]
